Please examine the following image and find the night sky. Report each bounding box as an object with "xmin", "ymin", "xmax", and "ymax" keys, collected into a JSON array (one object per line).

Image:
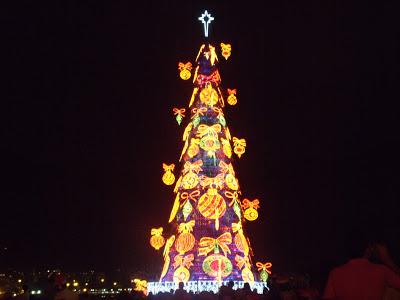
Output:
[{"xmin": 2, "ymin": 0, "xmax": 400, "ymax": 285}]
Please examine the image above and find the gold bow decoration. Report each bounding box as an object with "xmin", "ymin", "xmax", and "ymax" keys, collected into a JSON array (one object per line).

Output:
[
  {"xmin": 211, "ymin": 106, "xmax": 223, "ymax": 117},
  {"xmin": 196, "ymin": 124, "xmax": 222, "ymax": 138},
  {"xmin": 151, "ymin": 227, "xmax": 163, "ymax": 236},
  {"xmin": 178, "ymin": 62, "xmax": 192, "ymax": 71},
  {"xmin": 180, "ymin": 190, "xmax": 201, "ymax": 205},
  {"xmin": 199, "ymin": 173, "xmax": 225, "ymax": 190},
  {"xmin": 242, "ymin": 199, "xmax": 260, "ymax": 210},
  {"xmin": 162, "ymin": 163, "xmax": 175, "ymax": 172},
  {"xmin": 235, "ymin": 255, "xmax": 251, "ymax": 270},
  {"xmin": 182, "ymin": 160, "xmax": 203, "ymax": 174},
  {"xmin": 256, "ymin": 262, "xmax": 272, "ymax": 274},
  {"xmin": 173, "ymin": 108, "xmax": 186, "ymax": 117},
  {"xmin": 232, "ymin": 137, "xmax": 246, "ymax": 147},
  {"xmin": 173, "ymin": 254, "xmax": 194, "ymax": 269},
  {"xmin": 198, "ymin": 232, "xmax": 232, "ymax": 257},
  {"xmin": 178, "ymin": 220, "xmax": 195, "ymax": 233},
  {"xmin": 225, "ymin": 191, "xmax": 240, "ymax": 206},
  {"xmin": 191, "ymin": 107, "xmax": 208, "ymax": 118}
]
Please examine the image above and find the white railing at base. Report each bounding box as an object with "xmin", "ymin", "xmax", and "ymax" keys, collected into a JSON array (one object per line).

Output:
[{"xmin": 147, "ymin": 281, "xmax": 268, "ymax": 295}]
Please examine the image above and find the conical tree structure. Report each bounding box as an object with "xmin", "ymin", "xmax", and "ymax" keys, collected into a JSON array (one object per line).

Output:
[{"xmin": 149, "ymin": 41, "xmax": 267, "ymax": 293}]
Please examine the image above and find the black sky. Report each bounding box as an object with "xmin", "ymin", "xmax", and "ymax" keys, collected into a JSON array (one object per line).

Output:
[{"xmin": 2, "ymin": 0, "xmax": 400, "ymax": 285}]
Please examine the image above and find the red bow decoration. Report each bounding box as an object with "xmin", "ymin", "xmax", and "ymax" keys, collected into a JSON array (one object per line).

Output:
[
  {"xmin": 178, "ymin": 62, "xmax": 192, "ymax": 71},
  {"xmin": 173, "ymin": 107, "xmax": 186, "ymax": 117},
  {"xmin": 173, "ymin": 254, "xmax": 194, "ymax": 269},
  {"xmin": 256, "ymin": 262, "xmax": 272, "ymax": 274},
  {"xmin": 227, "ymin": 89, "xmax": 237, "ymax": 95},
  {"xmin": 241, "ymin": 199, "xmax": 260, "ymax": 209}
]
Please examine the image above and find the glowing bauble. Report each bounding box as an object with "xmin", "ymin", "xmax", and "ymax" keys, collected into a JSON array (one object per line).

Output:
[
  {"xmin": 180, "ymin": 69, "xmax": 191, "ymax": 80},
  {"xmin": 150, "ymin": 234, "xmax": 165, "ymax": 250},
  {"xmin": 187, "ymin": 138, "xmax": 200, "ymax": 158},
  {"xmin": 182, "ymin": 171, "xmax": 199, "ymax": 189},
  {"xmin": 200, "ymin": 85, "xmax": 219, "ymax": 106},
  {"xmin": 178, "ymin": 62, "xmax": 192, "ymax": 80},
  {"xmin": 220, "ymin": 43, "xmax": 232, "ymax": 60},
  {"xmin": 202, "ymin": 254, "xmax": 233, "ymax": 278},
  {"xmin": 197, "ymin": 188, "xmax": 226, "ymax": 220},
  {"xmin": 225, "ymin": 173, "xmax": 239, "ymax": 190},
  {"xmin": 173, "ymin": 266, "xmax": 190, "ymax": 283},
  {"xmin": 260, "ymin": 269, "xmax": 269, "ymax": 282},
  {"xmin": 162, "ymin": 164, "xmax": 175, "ymax": 185},
  {"xmin": 227, "ymin": 89, "xmax": 237, "ymax": 106},
  {"xmin": 199, "ymin": 135, "xmax": 220, "ymax": 155},
  {"xmin": 234, "ymin": 232, "xmax": 249, "ymax": 255},
  {"xmin": 241, "ymin": 267, "xmax": 254, "ymax": 283},
  {"xmin": 232, "ymin": 137, "xmax": 246, "ymax": 158},
  {"xmin": 244, "ymin": 207, "xmax": 258, "ymax": 221},
  {"xmin": 176, "ymin": 221, "xmax": 196, "ymax": 255}
]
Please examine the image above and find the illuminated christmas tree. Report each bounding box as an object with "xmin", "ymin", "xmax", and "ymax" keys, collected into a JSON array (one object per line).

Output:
[{"xmin": 148, "ymin": 11, "xmax": 271, "ymax": 294}]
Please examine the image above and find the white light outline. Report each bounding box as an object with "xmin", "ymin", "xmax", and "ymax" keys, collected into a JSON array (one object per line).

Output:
[{"xmin": 198, "ymin": 10, "xmax": 214, "ymax": 38}]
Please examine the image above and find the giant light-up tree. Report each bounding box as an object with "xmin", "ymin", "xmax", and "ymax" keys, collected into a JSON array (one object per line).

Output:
[{"xmin": 147, "ymin": 11, "xmax": 272, "ymax": 294}]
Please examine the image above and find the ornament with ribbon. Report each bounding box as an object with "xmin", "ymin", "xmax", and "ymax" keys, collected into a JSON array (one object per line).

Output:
[
  {"xmin": 232, "ymin": 137, "xmax": 246, "ymax": 158},
  {"xmin": 220, "ymin": 43, "xmax": 232, "ymax": 60},
  {"xmin": 211, "ymin": 107, "xmax": 226, "ymax": 126},
  {"xmin": 197, "ymin": 124, "xmax": 222, "ymax": 161},
  {"xmin": 200, "ymin": 83, "xmax": 219, "ymax": 106},
  {"xmin": 198, "ymin": 232, "xmax": 232, "ymax": 257},
  {"xmin": 173, "ymin": 254, "xmax": 194, "ymax": 283},
  {"xmin": 227, "ymin": 89, "xmax": 237, "ymax": 106},
  {"xmin": 191, "ymin": 107, "xmax": 207, "ymax": 128},
  {"xmin": 175, "ymin": 220, "xmax": 196, "ymax": 255},
  {"xmin": 225, "ymin": 191, "xmax": 242, "ymax": 218},
  {"xmin": 256, "ymin": 262, "xmax": 272, "ymax": 282},
  {"xmin": 178, "ymin": 62, "xmax": 192, "ymax": 80},
  {"xmin": 180, "ymin": 189, "xmax": 200, "ymax": 221},
  {"xmin": 173, "ymin": 108, "xmax": 186, "ymax": 125},
  {"xmin": 232, "ymin": 222, "xmax": 249, "ymax": 255},
  {"xmin": 160, "ymin": 235, "xmax": 175, "ymax": 281},
  {"xmin": 162, "ymin": 163, "xmax": 175, "ymax": 185},
  {"xmin": 197, "ymin": 186, "xmax": 226, "ymax": 230},
  {"xmin": 150, "ymin": 227, "xmax": 165, "ymax": 250},
  {"xmin": 242, "ymin": 199, "xmax": 260, "ymax": 221}
]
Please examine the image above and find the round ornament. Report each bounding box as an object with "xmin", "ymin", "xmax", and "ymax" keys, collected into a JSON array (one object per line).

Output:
[
  {"xmin": 197, "ymin": 189, "xmax": 226, "ymax": 220},
  {"xmin": 180, "ymin": 69, "xmax": 191, "ymax": 80},
  {"xmin": 202, "ymin": 254, "xmax": 233, "ymax": 278},
  {"xmin": 182, "ymin": 172, "xmax": 199, "ymax": 190},
  {"xmin": 227, "ymin": 94, "xmax": 237, "ymax": 106},
  {"xmin": 150, "ymin": 233, "xmax": 165, "ymax": 250},
  {"xmin": 244, "ymin": 207, "xmax": 258, "ymax": 221},
  {"xmin": 241, "ymin": 267, "xmax": 255, "ymax": 283},
  {"xmin": 234, "ymin": 232, "xmax": 249, "ymax": 255},
  {"xmin": 199, "ymin": 135, "xmax": 220, "ymax": 155},
  {"xmin": 259, "ymin": 269, "xmax": 269, "ymax": 282},
  {"xmin": 225, "ymin": 173, "xmax": 239, "ymax": 190},
  {"xmin": 162, "ymin": 171, "xmax": 175, "ymax": 185},
  {"xmin": 200, "ymin": 85, "xmax": 219, "ymax": 106},
  {"xmin": 175, "ymin": 222, "xmax": 196, "ymax": 255},
  {"xmin": 173, "ymin": 266, "xmax": 190, "ymax": 283}
]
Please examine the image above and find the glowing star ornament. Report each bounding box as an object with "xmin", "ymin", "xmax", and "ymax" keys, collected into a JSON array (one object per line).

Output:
[
  {"xmin": 150, "ymin": 227, "xmax": 165, "ymax": 250},
  {"xmin": 220, "ymin": 43, "xmax": 232, "ymax": 60},
  {"xmin": 242, "ymin": 198, "xmax": 260, "ymax": 221},
  {"xmin": 173, "ymin": 108, "xmax": 185, "ymax": 125},
  {"xmin": 198, "ymin": 10, "xmax": 214, "ymax": 38},
  {"xmin": 162, "ymin": 163, "xmax": 176, "ymax": 185},
  {"xmin": 178, "ymin": 62, "xmax": 192, "ymax": 80},
  {"xmin": 227, "ymin": 89, "xmax": 237, "ymax": 105}
]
